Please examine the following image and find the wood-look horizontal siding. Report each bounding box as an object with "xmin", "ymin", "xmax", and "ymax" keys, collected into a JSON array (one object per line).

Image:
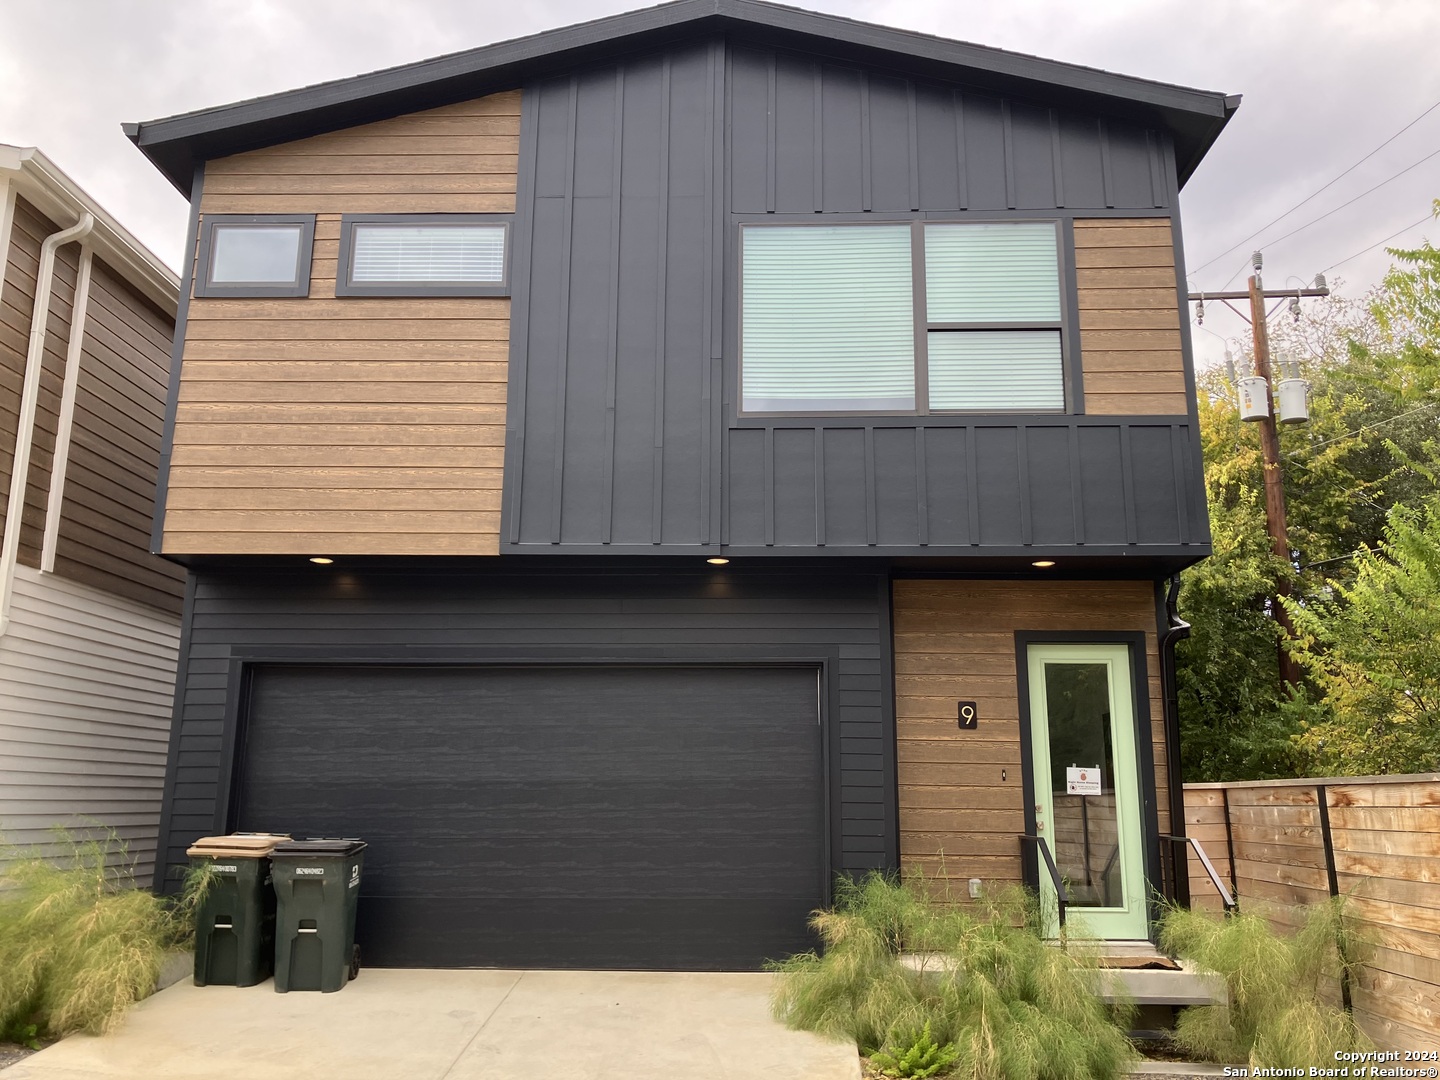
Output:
[
  {"xmin": 166, "ymin": 90, "xmax": 520, "ymax": 556},
  {"xmin": 0, "ymin": 199, "xmax": 181, "ymax": 613},
  {"xmin": 61, "ymin": 260, "xmax": 185, "ymax": 612},
  {"xmin": 1074, "ymin": 218, "xmax": 1188, "ymax": 416},
  {"xmin": 894, "ymin": 579, "xmax": 1168, "ymax": 890},
  {"xmin": 0, "ymin": 566, "xmax": 181, "ymax": 883},
  {"xmin": 2, "ymin": 197, "xmax": 79, "ymax": 570}
]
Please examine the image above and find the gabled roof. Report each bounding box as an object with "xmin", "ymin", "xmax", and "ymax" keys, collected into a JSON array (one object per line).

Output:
[
  {"xmin": 1, "ymin": 145, "xmax": 178, "ymax": 313},
  {"xmin": 126, "ymin": 0, "xmax": 1239, "ymax": 195}
]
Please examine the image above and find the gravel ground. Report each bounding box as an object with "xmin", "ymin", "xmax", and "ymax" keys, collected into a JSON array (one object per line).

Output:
[{"xmin": 0, "ymin": 1044, "xmax": 36, "ymax": 1072}]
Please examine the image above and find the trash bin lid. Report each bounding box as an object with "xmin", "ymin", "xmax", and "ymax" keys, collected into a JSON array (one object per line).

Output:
[
  {"xmin": 271, "ymin": 838, "xmax": 366, "ymax": 856},
  {"xmin": 186, "ymin": 833, "xmax": 290, "ymax": 858}
]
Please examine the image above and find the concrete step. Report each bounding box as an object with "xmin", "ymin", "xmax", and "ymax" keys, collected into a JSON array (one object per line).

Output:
[
  {"xmin": 898, "ymin": 951, "xmax": 1227, "ymax": 1008},
  {"xmin": 1088, "ymin": 963, "xmax": 1227, "ymax": 1007}
]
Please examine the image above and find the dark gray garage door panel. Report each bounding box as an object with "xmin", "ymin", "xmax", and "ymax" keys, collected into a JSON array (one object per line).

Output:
[{"xmin": 235, "ymin": 664, "xmax": 825, "ymax": 969}]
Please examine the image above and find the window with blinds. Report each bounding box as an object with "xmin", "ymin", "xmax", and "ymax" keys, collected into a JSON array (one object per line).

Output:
[
  {"xmin": 337, "ymin": 215, "xmax": 510, "ymax": 297},
  {"xmin": 739, "ymin": 220, "xmax": 1065, "ymax": 415},
  {"xmin": 741, "ymin": 225, "xmax": 916, "ymax": 413},
  {"xmin": 924, "ymin": 222, "xmax": 1065, "ymax": 411}
]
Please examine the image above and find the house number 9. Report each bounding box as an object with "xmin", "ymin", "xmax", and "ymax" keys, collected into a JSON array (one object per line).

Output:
[{"xmin": 957, "ymin": 701, "xmax": 978, "ymax": 729}]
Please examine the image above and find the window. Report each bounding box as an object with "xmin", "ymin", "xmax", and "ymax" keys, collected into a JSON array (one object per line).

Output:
[
  {"xmin": 740, "ymin": 221, "xmax": 1066, "ymax": 414},
  {"xmin": 336, "ymin": 214, "xmax": 510, "ymax": 297},
  {"xmin": 195, "ymin": 215, "xmax": 314, "ymax": 298}
]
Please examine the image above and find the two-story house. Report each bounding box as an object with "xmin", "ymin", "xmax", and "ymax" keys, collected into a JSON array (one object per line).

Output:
[
  {"xmin": 0, "ymin": 145, "xmax": 185, "ymax": 881},
  {"xmin": 127, "ymin": 0, "xmax": 1236, "ymax": 968}
]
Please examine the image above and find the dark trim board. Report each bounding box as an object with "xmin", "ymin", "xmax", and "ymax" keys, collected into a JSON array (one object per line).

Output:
[{"xmin": 149, "ymin": 162, "xmax": 203, "ymax": 555}]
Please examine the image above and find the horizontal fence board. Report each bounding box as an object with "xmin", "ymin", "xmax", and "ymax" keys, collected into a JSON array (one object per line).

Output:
[{"xmin": 1184, "ymin": 776, "xmax": 1440, "ymax": 1051}]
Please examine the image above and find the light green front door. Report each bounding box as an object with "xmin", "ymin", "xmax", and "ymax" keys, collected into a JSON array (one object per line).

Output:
[{"xmin": 1026, "ymin": 644, "xmax": 1149, "ymax": 940}]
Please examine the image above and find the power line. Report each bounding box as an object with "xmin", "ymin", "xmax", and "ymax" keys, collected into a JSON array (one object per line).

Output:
[
  {"xmin": 1213, "ymin": 146, "xmax": 1440, "ymax": 290},
  {"xmin": 1285, "ymin": 401, "xmax": 1440, "ymax": 459},
  {"xmin": 1252, "ymin": 146, "xmax": 1440, "ymax": 255},
  {"xmin": 1322, "ymin": 212, "xmax": 1436, "ymax": 274},
  {"xmin": 1190, "ymin": 96, "xmax": 1440, "ymax": 277}
]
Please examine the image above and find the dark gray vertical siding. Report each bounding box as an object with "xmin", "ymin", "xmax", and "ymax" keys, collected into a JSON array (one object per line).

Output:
[
  {"xmin": 155, "ymin": 564, "xmax": 891, "ymax": 891},
  {"xmin": 503, "ymin": 36, "xmax": 1203, "ymax": 556}
]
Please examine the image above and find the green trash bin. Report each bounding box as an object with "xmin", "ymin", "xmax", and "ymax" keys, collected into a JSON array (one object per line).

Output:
[
  {"xmin": 187, "ymin": 833, "xmax": 289, "ymax": 987},
  {"xmin": 270, "ymin": 839, "xmax": 366, "ymax": 993}
]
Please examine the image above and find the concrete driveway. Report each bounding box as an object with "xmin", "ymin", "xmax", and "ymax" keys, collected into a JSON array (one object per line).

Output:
[{"xmin": 4, "ymin": 970, "xmax": 859, "ymax": 1080}]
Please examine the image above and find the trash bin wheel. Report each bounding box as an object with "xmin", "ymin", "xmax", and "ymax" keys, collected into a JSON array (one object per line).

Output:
[{"xmin": 349, "ymin": 944, "xmax": 361, "ymax": 981}]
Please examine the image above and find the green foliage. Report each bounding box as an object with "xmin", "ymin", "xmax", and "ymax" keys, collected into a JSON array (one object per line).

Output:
[
  {"xmin": 1281, "ymin": 500, "xmax": 1440, "ymax": 774},
  {"xmin": 1178, "ymin": 209, "xmax": 1440, "ymax": 781},
  {"xmin": 1, "ymin": 1021, "xmax": 41, "ymax": 1051},
  {"xmin": 768, "ymin": 872, "xmax": 1135, "ymax": 1080},
  {"xmin": 871, "ymin": 1020, "xmax": 961, "ymax": 1078},
  {"xmin": 0, "ymin": 833, "xmax": 194, "ymax": 1038},
  {"xmin": 1158, "ymin": 901, "xmax": 1373, "ymax": 1066}
]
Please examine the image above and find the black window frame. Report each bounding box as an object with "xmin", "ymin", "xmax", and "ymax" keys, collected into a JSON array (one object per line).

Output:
[
  {"xmin": 335, "ymin": 213, "xmax": 513, "ymax": 298},
  {"xmin": 194, "ymin": 213, "xmax": 315, "ymax": 298},
  {"xmin": 736, "ymin": 216, "xmax": 1075, "ymax": 418}
]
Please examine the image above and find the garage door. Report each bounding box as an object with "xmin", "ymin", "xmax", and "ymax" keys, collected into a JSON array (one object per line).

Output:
[{"xmin": 234, "ymin": 664, "xmax": 825, "ymax": 969}]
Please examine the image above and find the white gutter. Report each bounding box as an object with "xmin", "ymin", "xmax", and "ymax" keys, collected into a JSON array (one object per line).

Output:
[
  {"xmin": 41, "ymin": 245, "xmax": 95, "ymax": 573},
  {"xmin": 0, "ymin": 211, "xmax": 95, "ymax": 634}
]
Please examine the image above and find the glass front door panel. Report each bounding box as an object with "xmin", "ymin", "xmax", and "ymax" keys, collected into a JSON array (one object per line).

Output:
[
  {"xmin": 1026, "ymin": 644, "xmax": 1149, "ymax": 940},
  {"xmin": 1044, "ymin": 662, "xmax": 1121, "ymax": 909}
]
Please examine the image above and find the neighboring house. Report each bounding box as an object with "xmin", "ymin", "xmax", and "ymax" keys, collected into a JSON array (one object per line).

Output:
[
  {"xmin": 126, "ymin": 0, "xmax": 1237, "ymax": 968},
  {"xmin": 0, "ymin": 146, "xmax": 185, "ymax": 882}
]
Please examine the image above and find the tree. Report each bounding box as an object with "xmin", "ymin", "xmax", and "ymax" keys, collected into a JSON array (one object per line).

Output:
[
  {"xmin": 1176, "ymin": 205, "xmax": 1440, "ymax": 780},
  {"xmin": 1282, "ymin": 500, "xmax": 1440, "ymax": 775}
]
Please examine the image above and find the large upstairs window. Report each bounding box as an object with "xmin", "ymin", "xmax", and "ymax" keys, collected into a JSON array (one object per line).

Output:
[{"xmin": 740, "ymin": 221, "xmax": 1066, "ymax": 415}]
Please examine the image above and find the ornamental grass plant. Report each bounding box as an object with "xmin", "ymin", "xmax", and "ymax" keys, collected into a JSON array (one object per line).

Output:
[
  {"xmin": 768, "ymin": 872, "xmax": 1136, "ymax": 1080},
  {"xmin": 0, "ymin": 834, "xmax": 195, "ymax": 1038},
  {"xmin": 1157, "ymin": 899, "xmax": 1374, "ymax": 1067}
]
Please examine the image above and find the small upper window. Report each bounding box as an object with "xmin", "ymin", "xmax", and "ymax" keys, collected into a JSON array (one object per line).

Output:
[
  {"xmin": 195, "ymin": 215, "xmax": 314, "ymax": 298},
  {"xmin": 336, "ymin": 215, "xmax": 510, "ymax": 297}
]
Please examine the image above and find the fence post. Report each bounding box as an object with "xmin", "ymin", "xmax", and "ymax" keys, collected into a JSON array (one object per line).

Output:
[
  {"xmin": 1315, "ymin": 784, "xmax": 1352, "ymax": 1013},
  {"xmin": 1221, "ymin": 786, "xmax": 1239, "ymax": 907}
]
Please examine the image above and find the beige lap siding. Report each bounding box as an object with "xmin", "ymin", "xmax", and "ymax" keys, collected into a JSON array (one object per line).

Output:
[
  {"xmin": 1074, "ymin": 218, "xmax": 1189, "ymax": 416},
  {"xmin": 163, "ymin": 91, "xmax": 520, "ymax": 556},
  {"xmin": 893, "ymin": 579, "xmax": 1169, "ymax": 892}
]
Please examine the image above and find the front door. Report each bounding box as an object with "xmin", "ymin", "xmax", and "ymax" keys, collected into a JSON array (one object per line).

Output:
[{"xmin": 1025, "ymin": 643, "xmax": 1149, "ymax": 940}]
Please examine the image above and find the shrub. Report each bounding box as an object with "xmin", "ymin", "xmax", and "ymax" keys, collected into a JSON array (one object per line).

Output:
[
  {"xmin": 0, "ymin": 834, "xmax": 194, "ymax": 1038},
  {"xmin": 1158, "ymin": 900, "xmax": 1374, "ymax": 1066},
  {"xmin": 871, "ymin": 1020, "xmax": 960, "ymax": 1078},
  {"xmin": 768, "ymin": 872, "xmax": 1136, "ymax": 1080}
]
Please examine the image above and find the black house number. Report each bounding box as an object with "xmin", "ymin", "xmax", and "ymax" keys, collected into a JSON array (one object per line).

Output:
[{"xmin": 957, "ymin": 701, "xmax": 978, "ymax": 729}]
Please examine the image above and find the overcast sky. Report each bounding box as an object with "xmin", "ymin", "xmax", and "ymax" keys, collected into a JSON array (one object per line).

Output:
[{"xmin": 3, "ymin": 0, "xmax": 1438, "ymax": 369}]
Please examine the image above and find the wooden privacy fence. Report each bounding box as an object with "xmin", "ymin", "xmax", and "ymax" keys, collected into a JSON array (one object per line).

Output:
[{"xmin": 1184, "ymin": 774, "xmax": 1440, "ymax": 1052}]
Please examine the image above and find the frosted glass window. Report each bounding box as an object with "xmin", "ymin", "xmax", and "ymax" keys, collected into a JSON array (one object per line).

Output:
[
  {"xmin": 742, "ymin": 225, "xmax": 915, "ymax": 412},
  {"xmin": 350, "ymin": 223, "xmax": 506, "ymax": 283},
  {"xmin": 928, "ymin": 331, "xmax": 1064, "ymax": 411},
  {"xmin": 209, "ymin": 225, "xmax": 303, "ymax": 284},
  {"xmin": 925, "ymin": 222, "xmax": 1061, "ymax": 323}
]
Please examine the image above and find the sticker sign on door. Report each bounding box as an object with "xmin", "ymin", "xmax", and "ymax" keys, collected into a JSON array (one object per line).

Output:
[{"xmin": 1066, "ymin": 765, "xmax": 1102, "ymax": 796}]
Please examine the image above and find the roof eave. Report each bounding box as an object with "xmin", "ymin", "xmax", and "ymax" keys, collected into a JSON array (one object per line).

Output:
[{"xmin": 126, "ymin": 0, "xmax": 1236, "ymax": 195}]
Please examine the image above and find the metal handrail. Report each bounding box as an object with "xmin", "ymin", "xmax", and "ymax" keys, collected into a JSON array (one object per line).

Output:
[
  {"xmin": 1160, "ymin": 833, "xmax": 1237, "ymax": 911},
  {"xmin": 1018, "ymin": 834, "xmax": 1069, "ymax": 929}
]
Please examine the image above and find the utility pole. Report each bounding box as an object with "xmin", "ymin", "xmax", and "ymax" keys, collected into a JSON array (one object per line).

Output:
[
  {"xmin": 1247, "ymin": 269, "xmax": 1302, "ymax": 688},
  {"xmin": 1189, "ymin": 260, "xmax": 1329, "ymax": 692}
]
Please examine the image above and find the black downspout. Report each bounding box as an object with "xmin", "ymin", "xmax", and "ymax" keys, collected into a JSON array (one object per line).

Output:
[{"xmin": 1159, "ymin": 575, "xmax": 1192, "ymax": 907}]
